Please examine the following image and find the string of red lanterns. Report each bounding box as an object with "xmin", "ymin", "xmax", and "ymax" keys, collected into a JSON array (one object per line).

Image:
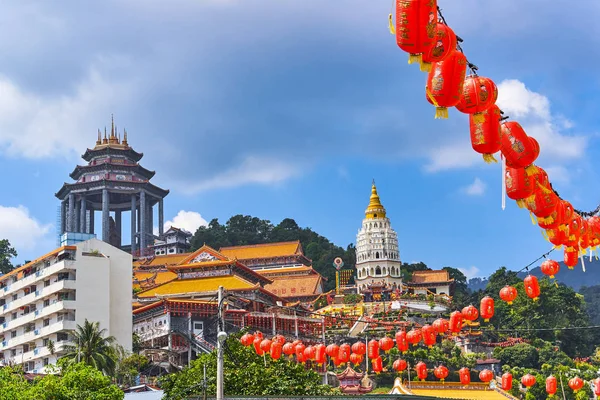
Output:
[{"xmin": 393, "ymin": 0, "xmax": 600, "ymax": 269}]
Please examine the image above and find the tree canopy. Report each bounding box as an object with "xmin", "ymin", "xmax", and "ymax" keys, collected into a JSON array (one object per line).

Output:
[
  {"xmin": 190, "ymin": 215, "xmax": 356, "ymax": 291},
  {"xmin": 0, "ymin": 239, "xmax": 17, "ymax": 275},
  {"xmin": 60, "ymin": 319, "xmax": 117, "ymax": 375},
  {"xmin": 159, "ymin": 332, "xmax": 337, "ymax": 399}
]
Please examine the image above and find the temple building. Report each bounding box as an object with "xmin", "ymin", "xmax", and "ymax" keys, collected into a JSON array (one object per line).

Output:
[
  {"xmin": 355, "ymin": 182, "xmax": 403, "ymax": 300},
  {"xmin": 151, "ymin": 227, "xmax": 192, "ymax": 256},
  {"xmin": 219, "ymin": 241, "xmax": 325, "ymax": 302},
  {"xmin": 55, "ymin": 116, "xmax": 169, "ymax": 257},
  {"xmin": 407, "ymin": 270, "xmax": 454, "ymax": 296},
  {"xmin": 132, "ymin": 245, "xmax": 324, "ymax": 368}
]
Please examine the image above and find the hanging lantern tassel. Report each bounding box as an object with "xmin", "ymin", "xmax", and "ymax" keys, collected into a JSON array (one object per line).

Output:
[
  {"xmin": 408, "ymin": 53, "xmax": 423, "ymax": 65},
  {"xmin": 581, "ymin": 252, "xmax": 586, "ymax": 272},
  {"xmin": 526, "ymin": 165, "xmax": 539, "ymax": 176},
  {"xmin": 501, "ymin": 155, "xmax": 506, "ymax": 210},
  {"xmin": 425, "ymin": 87, "xmax": 448, "ymax": 119},
  {"xmin": 388, "ymin": 13, "xmax": 396, "ymax": 35},
  {"xmin": 529, "ymin": 212, "xmax": 537, "ymax": 225},
  {"xmin": 483, "ymin": 153, "xmax": 498, "ymax": 164}
]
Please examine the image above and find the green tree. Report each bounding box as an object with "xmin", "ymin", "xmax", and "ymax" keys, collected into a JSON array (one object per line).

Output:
[
  {"xmin": 160, "ymin": 333, "xmax": 336, "ymax": 399},
  {"xmin": 0, "ymin": 239, "xmax": 18, "ymax": 275},
  {"xmin": 0, "ymin": 366, "xmax": 30, "ymax": 400},
  {"xmin": 442, "ymin": 266, "xmax": 469, "ymax": 308},
  {"xmin": 61, "ymin": 319, "xmax": 117, "ymax": 375},
  {"xmin": 493, "ymin": 343, "xmax": 540, "ymax": 369}
]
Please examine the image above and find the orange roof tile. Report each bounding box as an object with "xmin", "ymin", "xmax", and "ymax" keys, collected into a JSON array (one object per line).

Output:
[
  {"xmin": 0, "ymin": 246, "xmax": 76, "ymax": 284},
  {"xmin": 144, "ymin": 253, "xmax": 191, "ymax": 267},
  {"xmin": 132, "ymin": 270, "xmax": 177, "ymax": 290},
  {"xmin": 136, "ymin": 275, "xmax": 256, "ymax": 299},
  {"xmin": 255, "ymin": 266, "xmax": 315, "ymax": 276},
  {"xmin": 132, "ymin": 299, "xmax": 216, "ymax": 315},
  {"xmin": 265, "ymin": 275, "xmax": 323, "ymax": 298},
  {"xmin": 179, "ymin": 245, "xmax": 231, "ymax": 265},
  {"xmin": 219, "ymin": 241, "xmax": 302, "ymax": 260},
  {"xmin": 410, "ymin": 270, "xmax": 453, "ymax": 284}
]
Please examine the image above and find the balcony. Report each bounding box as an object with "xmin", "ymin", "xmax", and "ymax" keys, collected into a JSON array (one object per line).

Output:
[
  {"xmin": 0, "ymin": 320, "xmax": 76, "ymax": 351},
  {"xmin": 0, "ymin": 261, "xmax": 75, "ymax": 301},
  {"xmin": 0, "ymin": 301, "xmax": 76, "ymax": 335},
  {"xmin": 2, "ymin": 279, "xmax": 76, "ymax": 315},
  {"xmin": 21, "ymin": 342, "xmax": 67, "ymax": 364}
]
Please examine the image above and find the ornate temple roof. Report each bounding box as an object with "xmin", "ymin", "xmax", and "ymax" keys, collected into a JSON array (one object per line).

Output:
[
  {"xmin": 136, "ymin": 275, "xmax": 259, "ymax": 299},
  {"xmin": 81, "ymin": 116, "xmax": 143, "ymax": 161},
  {"xmin": 336, "ymin": 363, "xmax": 365, "ymax": 379},
  {"xmin": 219, "ymin": 241, "xmax": 304, "ymax": 260},
  {"xmin": 264, "ymin": 274, "xmax": 323, "ymax": 298},
  {"xmin": 409, "ymin": 270, "xmax": 454, "ymax": 286},
  {"xmin": 365, "ymin": 181, "xmax": 387, "ymax": 219},
  {"xmin": 69, "ymin": 162, "xmax": 156, "ymax": 181},
  {"xmin": 133, "ymin": 253, "xmax": 191, "ymax": 268}
]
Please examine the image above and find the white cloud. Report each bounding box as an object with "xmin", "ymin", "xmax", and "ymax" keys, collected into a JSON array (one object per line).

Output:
[
  {"xmin": 462, "ymin": 178, "xmax": 486, "ymax": 196},
  {"xmin": 174, "ymin": 156, "xmax": 304, "ymax": 194},
  {"xmin": 0, "ymin": 205, "xmax": 52, "ymax": 253},
  {"xmin": 0, "ymin": 66, "xmax": 138, "ymax": 159},
  {"xmin": 425, "ymin": 141, "xmax": 482, "ymax": 173},
  {"xmin": 459, "ymin": 266, "xmax": 481, "ymax": 280},
  {"xmin": 544, "ymin": 165, "xmax": 571, "ymax": 185},
  {"xmin": 496, "ymin": 79, "xmax": 587, "ymax": 161},
  {"xmin": 162, "ymin": 210, "xmax": 208, "ymax": 235}
]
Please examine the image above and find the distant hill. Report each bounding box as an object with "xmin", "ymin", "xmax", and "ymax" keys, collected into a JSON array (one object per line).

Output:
[{"xmin": 467, "ymin": 258, "xmax": 600, "ymax": 293}]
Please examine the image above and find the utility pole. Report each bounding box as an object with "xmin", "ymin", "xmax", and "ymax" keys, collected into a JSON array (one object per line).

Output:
[{"xmin": 216, "ymin": 286, "xmax": 226, "ymax": 400}]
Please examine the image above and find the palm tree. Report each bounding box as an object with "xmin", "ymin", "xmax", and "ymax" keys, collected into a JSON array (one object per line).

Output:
[{"xmin": 61, "ymin": 319, "xmax": 117, "ymax": 374}]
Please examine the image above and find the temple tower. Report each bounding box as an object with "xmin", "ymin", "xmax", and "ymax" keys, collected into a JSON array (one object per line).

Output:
[
  {"xmin": 55, "ymin": 116, "xmax": 169, "ymax": 257},
  {"xmin": 355, "ymin": 182, "xmax": 402, "ymax": 297}
]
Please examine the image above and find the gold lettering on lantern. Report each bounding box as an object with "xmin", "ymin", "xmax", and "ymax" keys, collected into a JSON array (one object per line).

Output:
[
  {"xmin": 474, "ymin": 125, "xmax": 485, "ymax": 145},
  {"xmin": 432, "ymin": 76, "xmax": 444, "ymax": 92}
]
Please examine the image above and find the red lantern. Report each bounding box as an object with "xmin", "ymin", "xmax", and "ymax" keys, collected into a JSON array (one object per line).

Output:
[
  {"xmin": 283, "ymin": 342, "xmax": 295, "ymax": 357},
  {"xmin": 469, "ymin": 105, "xmax": 501, "ymax": 163},
  {"xmin": 349, "ymin": 352, "xmax": 363, "ymax": 366},
  {"xmin": 396, "ymin": 330, "xmax": 409, "ymax": 353},
  {"xmin": 499, "ymin": 285, "xmax": 517, "ymax": 305},
  {"xmin": 546, "ymin": 375, "xmax": 557, "ymax": 396},
  {"xmin": 425, "ymin": 50, "xmax": 468, "ymax": 119},
  {"xmin": 479, "ymin": 296, "xmax": 494, "ymax": 322},
  {"xmin": 240, "ymin": 333, "xmax": 254, "ymax": 347},
  {"xmin": 501, "ymin": 372, "xmax": 513, "ymax": 391},
  {"xmin": 314, "ymin": 344, "xmax": 326, "ymax": 365},
  {"xmin": 521, "ymin": 373, "xmax": 536, "ymax": 388},
  {"xmin": 459, "ymin": 367, "xmax": 471, "ymax": 385},
  {"xmin": 420, "ymin": 23, "xmax": 457, "ymax": 72},
  {"xmin": 415, "ymin": 361, "xmax": 428, "ymax": 381},
  {"xmin": 500, "ymin": 122, "xmax": 538, "ymax": 171},
  {"xmin": 260, "ymin": 339, "xmax": 273, "ymax": 353},
  {"xmin": 479, "ymin": 369, "xmax": 493, "ymax": 383},
  {"xmin": 367, "ymin": 339, "xmax": 380, "ymax": 359},
  {"xmin": 371, "ymin": 356, "xmax": 383, "ymax": 373},
  {"xmin": 331, "ymin": 355, "xmax": 340, "ymax": 366},
  {"xmin": 506, "ymin": 167, "xmax": 535, "ymax": 207},
  {"xmin": 326, "ymin": 344, "xmax": 340, "ymax": 358},
  {"xmin": 434, "ymin": 365, "xmax": 449, "ymax": 382},
  {"xmin": 568, "ymin": 376, "xmax": 584, "ymax": 393},
  {"xmin": 272, "ymin": 335, "xmax": 285, "ymax": 345},
  {"xmin": 422, "ymin": 325, "xmax": 437, "ymax": 348},
  {"xmin": 303, "ymin": 345, "xmax": 316, "ymax": 361},
  {"xmin": 338, "ymin": 343, "xmax": 351, "ymax": 363},
  {"xmin": 524, "ymin": 275, "xmax": 541, "ymax": 301},
  {"xmin": 462, "ymin": 305, "xmax": 479, "ymax": 321},
  {"xmin": 407, "ymin": 328, "xmax": 422, "ymax": 346},
  {"xmin": 270, "ymin": 341, "xmax": 282, "ymax": 360},
  {"xmin": 540, "ymin": 259, "xmax": 560, "ymax": 279},
  {"xmin": 395, "ymin": 0, "xmax": 438, "ymax": 65},
  {"xmin": 527, "ymin": 186, "xmax": 559, "ymax": 221},
  {"xmin": 379, "ymin": 336, "xmax": 395, "ymax": 352},
  {"xmin": 547, "ymin": 227, "xmax": 568, "ymax": 248},
  {"xmin": 351, "ymin": 341, "xmax": 366, "ymax": 356},
  {"xmin": 393, "ymin": 359, "xmax": 408, "ymax": 372},
  {"xmin": 456, "ymin": 76, "xmax": 498, "ymax": 123},
  {"xmin": 295, "ymin": 343, "xmax": 306, "ymax": 361},
  {"xmin": 564, "ymin": 247, "xmax": 579, "ymax": 269},
  {"xmin": 432, "ymin": 318, "xmax": 449, "ymax": 335},
  {"xmin": 449, "ymin": 311, "xmax": 463, "ymax": 335},
  {"xmin": 253, "ymin": 337, "xmax": 264, "ymax": 355}
]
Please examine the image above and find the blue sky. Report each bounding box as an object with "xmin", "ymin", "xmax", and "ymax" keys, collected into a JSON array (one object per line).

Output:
[{"xmin": 0, "ymin": 0, "xmax": 599, "ymax": 279}]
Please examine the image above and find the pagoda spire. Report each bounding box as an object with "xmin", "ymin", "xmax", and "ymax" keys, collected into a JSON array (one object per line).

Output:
[
  {"xmin": 123, "ymin": 128, "xmax": 128, "ymax": 146},
  {"xmin": 96, "ymin": 129, "xmax": 102, "ymax": 146},
  {"xmin": 102, "ymin": 127, "xmax": 108, "ymax": 144},
  {"xmin": 365, "ymin": 181, "xmax": 386, "ymax": 219},
  {"xmin": 111, "ymin": 114, "xmax": 115, "ymax": 137}
]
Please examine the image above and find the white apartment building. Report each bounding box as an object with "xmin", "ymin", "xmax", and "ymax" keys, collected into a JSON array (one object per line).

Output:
[{"xmin": 0, "ymin": 238, "xmax": 132, "ymax": 373}]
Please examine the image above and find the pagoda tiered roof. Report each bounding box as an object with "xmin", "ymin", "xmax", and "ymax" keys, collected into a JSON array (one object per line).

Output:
[
  {"xmin": 408, "ymin": 270, "xmax": 454, "ymax": 287},
  {"xmin": 219, "ymin": 241, "xmax": 312, "ymax": 267},
  {"xmin": 55, "ymin": 179, "xmax": 169, "ymax": 201},
  {"xmin": 69, "ymin": 162, "xmax": 156, "ymax": 181}
]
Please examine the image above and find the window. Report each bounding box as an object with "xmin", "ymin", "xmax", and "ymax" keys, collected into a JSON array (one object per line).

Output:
[
  {"xmin": 375, "ymin": 266, "xmax": 382, "ymax": 275},
  {"xmin": 44, "ymin": 280, "xmax": 50, "ymax": 287},
  {"xmin": 12, "ymin": 294, "xmax": 17, "ymax": 301},
  {"xmin": 43, "ymin": 338, "xmax": 49, "ymax": 347},
  {"xmin": 11, "ymin": 313, "xmax": 17, "ymax": 320},
  {"xmin": 11, "ymin": 349, "xmax": 16, "ymax": 357},
  {"xmin": 43, "ymin": 299, "xmax": 50, "ymax": 307},
  {"xmin": 43, "ymin": 319, "xmax": 50, "ymax": 327},
  {"xmin": 11, "ymin": 331, "xmax": 16, "ymax": 339},
  {"xmin": 57, "ymin": 333, "xmax": 68, "ymax": 342},
  {"xmin": 43, "ymin": 358, "xmax": 49, "ymax": 366}
]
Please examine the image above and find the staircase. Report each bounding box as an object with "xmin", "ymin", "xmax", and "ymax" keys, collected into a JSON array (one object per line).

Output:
[{"xmin": 348, "ymin": 317, "xmax": 368, "ymax": 337}]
